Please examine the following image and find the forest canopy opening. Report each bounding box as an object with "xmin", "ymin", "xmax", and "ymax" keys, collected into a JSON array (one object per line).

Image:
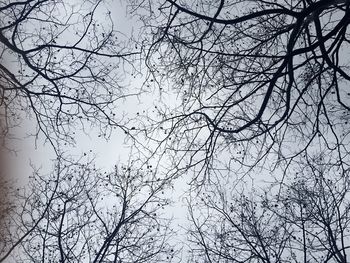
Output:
[{"xmin": 1, "ymin": 0, "xmax": 350, "ymax": 262}]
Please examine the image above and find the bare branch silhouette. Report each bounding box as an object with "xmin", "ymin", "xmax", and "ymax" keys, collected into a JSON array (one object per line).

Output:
[
  {"xmin": 0, "ymin": 155, "xmax": 175, "ymax": 262},
  {"xmin": 0, "ymin": 0, "xmax": 138, "ymax": 150},
  {"xmin": 130, "ymin": 0, "xmax": 350, "ymax": 183},
  {"xmin": 187, "ymin": 158, "xmax": 350, "ymax": 262}
]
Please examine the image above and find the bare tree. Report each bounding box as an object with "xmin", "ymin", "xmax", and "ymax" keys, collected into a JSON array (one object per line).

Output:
[
  {"xmin": 186, "ymin": 158, "xmax": 350, "ymax": 262},
  {"xmin": 0, "ymin": 155, "xmax": 176, "ymax": 263},
  {"xmin": 0, "ymin": 0, "xmax": 138, "ymax": 150},
  {"xmin": 129, "ymin": 0, "xmax": 350, "ymax": 182}
]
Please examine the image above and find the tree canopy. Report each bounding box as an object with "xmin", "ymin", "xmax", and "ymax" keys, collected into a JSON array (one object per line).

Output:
[
  {"xmin": 1, "ymin": 0, "xmax": 350, "ymax": 262},
  {"xmin": 130, "ymin": 0, "xmax": 350, "ymax": 182},
  {"xmin": 0, "ymin": 0, "xmax": 137, "ymax": 150}
]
